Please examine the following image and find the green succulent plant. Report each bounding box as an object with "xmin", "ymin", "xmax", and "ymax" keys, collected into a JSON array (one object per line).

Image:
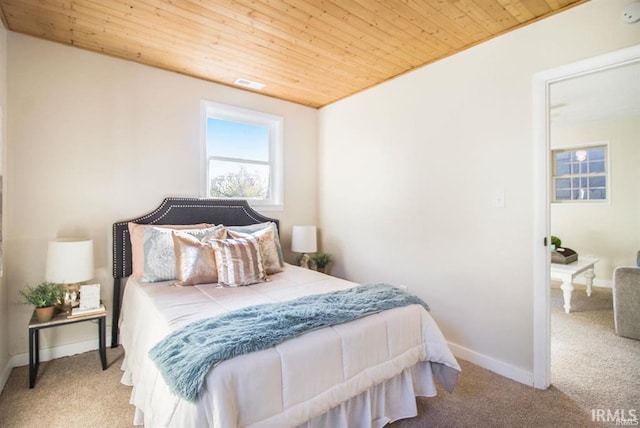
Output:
[
  {"xmin": 19, "ymin": 282, "xmax": 65, "ymax": 308},
  {"xmin": 551, "ymin": 236, "xmax": 562, "ymax": 249}
]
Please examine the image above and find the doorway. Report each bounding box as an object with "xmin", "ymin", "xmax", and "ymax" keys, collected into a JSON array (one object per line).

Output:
[{"xmin": 532, "ymin": 45, "xmax": 640, "ymax": 389}]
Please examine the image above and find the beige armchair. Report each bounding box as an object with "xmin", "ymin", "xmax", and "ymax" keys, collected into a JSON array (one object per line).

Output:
[{"xmin": 612, "ymin": 251, "xmax": 640, "ymax": 340}]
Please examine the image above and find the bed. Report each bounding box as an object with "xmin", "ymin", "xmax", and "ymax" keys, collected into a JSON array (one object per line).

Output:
[{"xmin": 112, "ymin": 198, "xmax": 461, "ymax": 427}]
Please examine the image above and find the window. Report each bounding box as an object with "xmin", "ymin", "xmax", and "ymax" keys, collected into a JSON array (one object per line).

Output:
[
  {"xmin": 202, "ymin": 101, "xmax": 283, "ymax": 210},
  {"xmin": 552, "ymin": 144, "xmax": 608, "ymax": 203}
]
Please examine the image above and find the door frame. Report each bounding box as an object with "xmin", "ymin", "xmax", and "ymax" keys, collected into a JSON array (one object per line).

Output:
[{"xmin": 532, "ymin": 44, "xmax": 640, "ymax": 389}]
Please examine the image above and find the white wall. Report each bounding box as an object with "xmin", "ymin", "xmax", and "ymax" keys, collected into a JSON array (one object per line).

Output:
[
  {"xmin": 0, "ymin": 19, "xmax": 9, "ymax": 387},
  {"xmin": 318, "ymin": 0, "xmax": 640, "ymax": 383},
  {"xmin": 6, "ymin": 33, "xmax": 318, "ymax": 358},
  {"xmin": 551, "ymin": 115, "xmax": 640, "ymax": 281}
]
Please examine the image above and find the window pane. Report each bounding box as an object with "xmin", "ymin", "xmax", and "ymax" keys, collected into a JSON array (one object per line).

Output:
[
  {"xmin": 589, "ymin": 188, "xmax": 606, "ymax": 200},
  {"xmin": 570, "ymin": 162, "xmax": 588, "ymax": 174},
  {"xmin": 207, "ymin": 118, "xmax": 269, "ymax": 162},
  {"xmin": 578, "ymin": 162, "xmax": 588, "ymax": 174},
  {"xmin": 208, "ymin": 160, "xmax": 270, "ymax": 199},
  {"xmin": 573, "ymin": 188, "xmax": 588, "ymax": 200},
  {"xmin": 556, "ymin": 162, "xmax": 571, "ymax": 175},
  {"xmin": 571, "ymin": 177, "xmax": 587, "ymax": 188},
  {"xmin": 556, "ymin": 178, "xmax": 571, "ymax": 189},
  {"xmin": 572, "ymin": 150, "xmax": 587, "ymax": 162},
  {"xmin": 556, "ymin": 152, "xmax": 571, "ymax": 162},
  {"xmin": 556, "ymin": 189, "xmax": 571, "ymax": 200},
  {"xmin": 588, "ymin": 160, "xmax": 605, "ymax": 173},
  {"xmin": 589, "ymin": 176, "xmax": 606, "ymax": 187},
  {"xmin": 589, "ymin": 148, "xmax": 605, "ymax": 160}
]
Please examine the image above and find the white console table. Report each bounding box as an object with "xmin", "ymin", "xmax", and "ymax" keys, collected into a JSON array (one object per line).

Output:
[{"xmin": 550, "ymin": 257, "xmax": 599, "ymax": 313}]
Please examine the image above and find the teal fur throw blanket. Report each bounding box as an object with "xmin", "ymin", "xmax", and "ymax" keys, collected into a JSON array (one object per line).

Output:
[{"xmin": 149, "ymin": 283, "xmax": 429, "ymax": 402}]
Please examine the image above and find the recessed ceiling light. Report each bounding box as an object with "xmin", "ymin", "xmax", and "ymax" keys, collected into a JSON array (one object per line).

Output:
[{"xmin": 234, "ymin": 78, "xmax": 266, "ymax": 90}]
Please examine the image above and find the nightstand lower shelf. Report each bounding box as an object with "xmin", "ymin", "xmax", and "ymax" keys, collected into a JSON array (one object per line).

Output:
[{"xmin": 28, "ymin": 308, "xmax": 107, "ymax": 388}]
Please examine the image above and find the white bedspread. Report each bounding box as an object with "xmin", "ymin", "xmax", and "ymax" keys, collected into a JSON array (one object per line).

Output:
[{"xmin": 119, "ymin": 264, "xmax": 460, "ymax": 427}]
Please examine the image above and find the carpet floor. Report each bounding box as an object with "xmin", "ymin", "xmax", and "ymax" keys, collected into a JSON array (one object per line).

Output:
[
  {"xmin": 0, "ymin": 287, "xmax": 636, "ymax": 427},
  {"xmin": 549, "ymin": 286, "xmax": 639, "ymax": 419}
]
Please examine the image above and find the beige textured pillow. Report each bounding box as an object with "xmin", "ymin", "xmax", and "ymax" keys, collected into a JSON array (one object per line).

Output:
[
  {"xmin": 227, "ymin": 222, "xmax": 284, "ymax": 267},
  {"xmin": 210, "ymin": 236, "xmax": 266, "ymax": 286},
  {"xmin": 172, "ymin": 231, "xmax": 219, "ymax": 286},
  {"xmin": 128, "ymin": 222, "xmax": 211, "ymax": 278},
  {"xmin": 229, "ymin": 228, "xmax": 283, "ymax": 275}
]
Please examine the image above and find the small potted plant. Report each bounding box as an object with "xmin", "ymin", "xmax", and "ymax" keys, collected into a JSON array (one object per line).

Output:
[
  {"xmin": 311, "ymin": 252, "xmax": 332, "ymax": 273},
  {"xmin": 20, "ymin": 282, "xmax": 65, "ymax": 322}
]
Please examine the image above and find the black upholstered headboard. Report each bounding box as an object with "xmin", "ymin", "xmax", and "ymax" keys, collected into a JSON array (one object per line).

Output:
[{"xmin": 111, "ymin": 197, "xmax": 279, "ymax": 347}]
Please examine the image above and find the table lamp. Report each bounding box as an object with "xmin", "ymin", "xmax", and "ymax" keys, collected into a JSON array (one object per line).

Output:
[
  {"xmin": 45, "ymin": 238, "xmax": 94, "ymax": 311},
  {"xmin": 291, "ymin": 226, "xmax": 317, "ymax": 268}
]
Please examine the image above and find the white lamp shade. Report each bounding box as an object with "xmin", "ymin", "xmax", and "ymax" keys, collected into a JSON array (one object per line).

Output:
[
  {"xmin": 291, "ymin": 226, "xmax": 317, "ymax": 253},
  {"xmin": 45, "ymin": 239, "xmax": 95, "ymax": 284}
]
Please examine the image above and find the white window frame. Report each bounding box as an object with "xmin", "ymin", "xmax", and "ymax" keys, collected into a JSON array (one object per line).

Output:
[
  {"xmin": 201, "ymin": 100, "xmax": 283, "ymax": 211},
  {"xmin": 551, "ymin": 141, "xmax": 609, "ymax": 204}
]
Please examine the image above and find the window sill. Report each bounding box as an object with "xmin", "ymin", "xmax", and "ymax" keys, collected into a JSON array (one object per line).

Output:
[{"xmin": 249, "ymin": 201, "xmax": 284, "ymax": 213}]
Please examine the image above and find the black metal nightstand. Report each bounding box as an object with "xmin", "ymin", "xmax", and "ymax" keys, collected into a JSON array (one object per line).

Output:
[{"xmin": 28, "ymin": 307, "xmax": 107, "ymax": 388}]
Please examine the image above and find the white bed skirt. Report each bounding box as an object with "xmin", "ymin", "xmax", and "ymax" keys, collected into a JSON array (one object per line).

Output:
[{"xmin": 122, "ymin": 358, "xmax": 438, "ymax": 428}]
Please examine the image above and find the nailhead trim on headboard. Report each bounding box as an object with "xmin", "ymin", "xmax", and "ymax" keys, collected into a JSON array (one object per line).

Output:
[{"xmin": 112, "ymin": 198, "xmax": 279, "ymax": 279}]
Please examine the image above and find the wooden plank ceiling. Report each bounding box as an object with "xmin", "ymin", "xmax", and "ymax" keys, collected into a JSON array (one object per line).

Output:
[{"xmin": 0, "ymin": 0, "xmax": 585, "ymax": 108}]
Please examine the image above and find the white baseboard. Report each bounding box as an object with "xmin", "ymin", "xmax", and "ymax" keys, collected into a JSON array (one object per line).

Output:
[
  {"xmin": 11, "ymin": 336, "xmax": 112, "ymax": 368},
  {"xmin": 0, "ymin": 358, "xmax": 12, "ymax": 395},
  {"xmin": 447, "ymin": 341, "xmax": 534, "ymax": 387},
  {"xmin": 0, "ymin": 336, "xmax": 113, "ymax": 395}
]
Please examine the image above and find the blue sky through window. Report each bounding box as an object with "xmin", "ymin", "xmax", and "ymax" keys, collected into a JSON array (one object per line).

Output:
[{"xmin": 207, "ymin": 118, "xmax": 269, "ymax": 162}]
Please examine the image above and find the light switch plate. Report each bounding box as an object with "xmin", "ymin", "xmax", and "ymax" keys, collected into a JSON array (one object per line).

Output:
[{"xmin": 492, "ymin": 191, "xmax": 505, "ymax": 208}]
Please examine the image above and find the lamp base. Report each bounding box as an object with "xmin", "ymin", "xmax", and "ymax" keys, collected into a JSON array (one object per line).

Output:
[
  {"xmin": 62, "ymin": 284, "xmax": 81, "ymax": 312},
  {"xmin": 297, "ymin": 253, "xmax": 311, "ymax": 269}
]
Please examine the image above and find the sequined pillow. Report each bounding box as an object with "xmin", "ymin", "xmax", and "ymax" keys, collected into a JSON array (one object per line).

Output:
[
  {"xmin": 210, "ymin": 236, "xmax": 266, "ymax": 286},
  {"xmin": 172, "ymin": 231, "xmax": 219, "ymax": 286},
  {"xmin": 141, "ymin": 225, "xmax": 226, "ymax": 282}
]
